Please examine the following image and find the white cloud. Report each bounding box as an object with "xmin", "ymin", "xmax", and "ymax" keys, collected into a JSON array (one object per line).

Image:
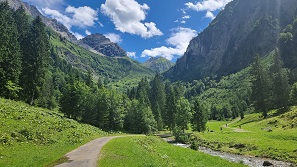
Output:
[
  {"xmin": 181, "ymin": 20, "xmax": 186, "ymax": 24},
  {"xmin": 72, "ymin": 32, "xmax": 84, "ymax": 40},
  {"xmin": 185, "ymin": 0, "xmax": 232, "ymax": 19},
  {"xmin": 185, "ymin": 0, "xmax": 232, "ymax": 12},
  {"xmin": 42, "ymin": 6, "xmax": 98, "ymax": 29},
  {"xmin": 100, "ymin": 0, "xmax": 163, "ymax": 38},
  {"xmin": 205, "ymin": 11, "xmax": 215, "ymax": 20},
  {"xmin": 127, "ymin": 52, "xmax": 137, "ymax": 58},
  {"xmin": 23, "ymin": 0, "xmax": 64, "ymax": 10},
  {"xmin": 182, "ymin": 15, "xmax": 191, "ymax": 19},
  {"xmin": 104, "ymin": 33, "xmax": 122, "ymax": 43},
  {"xmin": 141, "ymin": 27, "xmax": 197, "ymax": 60},
  {"xmin": 85, "ymin": 30, "xmax": 91, "ymax": 36}
]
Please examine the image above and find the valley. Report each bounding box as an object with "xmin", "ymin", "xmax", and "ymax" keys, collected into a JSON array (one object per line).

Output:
[{"xmin": 1, "ymin": 0, "xmax": 297, "ymax": 166}]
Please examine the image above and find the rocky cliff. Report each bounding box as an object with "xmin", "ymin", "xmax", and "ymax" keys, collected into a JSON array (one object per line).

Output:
[
  {"xmin": 80, "ymin": 34, "xmax": 127, "ymax": 57},
  {"xmin": 165, "ymin": 0, "xmax": 297, "ymax": 82}
]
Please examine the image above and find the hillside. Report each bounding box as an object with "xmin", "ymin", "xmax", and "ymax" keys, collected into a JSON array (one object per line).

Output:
[
  {"xmin": 143, "ymin": 57, "xmax": 174, "ymax": 73},
  {"xmin": 0, "ymin": 98, "xmax": 111, "ymax": 166},
  {"xmin": 165, "ymin": 0, "xmax": 297, "ymax": 82},
  {"xmin": 196, "ymin": 108, "xmax": 297, "ymax": 164},
  {"xmin": 50, "ymin": 30, "xmax": 154, "ymax": 90}
]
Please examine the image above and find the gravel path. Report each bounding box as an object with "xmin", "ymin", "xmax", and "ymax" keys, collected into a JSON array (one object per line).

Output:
[{"xmin": 55, "ymin": 136, "xmax": 120, "ymax": 167}]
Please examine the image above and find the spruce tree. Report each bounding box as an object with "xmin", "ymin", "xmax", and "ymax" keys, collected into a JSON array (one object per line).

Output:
[
  {"xmin": 250, "ymin": 55, "xmax": 271, "ymax": 118},
  {"xmin": 191, "ymin": 98, "xmax": 208, "ymax": 132},
  {"xmin": 0, "ymin": 2, "xmax": 22, "ymax": 99},
  {"xmin": 20, "ymin": 16, "xmax": 50, "ymax": 105},
  {"xmin": 270, "ymin": 49, "xmax": 290, "ymax": 109},
  {"xmin": 150, "ymin": 74, "xmax": 166, "ymax": 130},
  {"xmin": 164, "ymin": 83, "xmax": 176, "ymax": 131}
]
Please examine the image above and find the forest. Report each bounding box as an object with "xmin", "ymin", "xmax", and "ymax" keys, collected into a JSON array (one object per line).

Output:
[{"xmin": 1, "ymin": 1, "xmax": 297, "ymax": 137}]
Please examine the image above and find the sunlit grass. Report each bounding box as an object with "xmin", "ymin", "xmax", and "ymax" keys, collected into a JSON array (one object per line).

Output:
[{"xmin": 98, "ymin": 136, "xmax": 246, "ymax": 167}]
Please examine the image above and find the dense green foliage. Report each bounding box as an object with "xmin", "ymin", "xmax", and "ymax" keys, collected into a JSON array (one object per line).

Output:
[{"xmin": 98, "ymin": 136, "xmax": 246, "ymax": 167}]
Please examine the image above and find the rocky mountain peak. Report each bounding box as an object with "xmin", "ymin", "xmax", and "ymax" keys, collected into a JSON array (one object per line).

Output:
[{"xmin": 80, "ymin": 34, "xmax": 127, "ymax": 57}]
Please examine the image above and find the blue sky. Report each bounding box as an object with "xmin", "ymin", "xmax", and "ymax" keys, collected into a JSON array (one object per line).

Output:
[{"xmin": 22, "ymin": 0, "xmax": 232, "ymax": 62}]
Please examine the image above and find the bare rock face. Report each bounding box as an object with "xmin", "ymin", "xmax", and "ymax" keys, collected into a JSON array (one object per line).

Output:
[
  {"xmin": 80, "ymin": 34, "xmax": 127, "ymax": 57},
  {"xmin": 165, "ymin": 0, "xmax": 297, "ymax": 82}
]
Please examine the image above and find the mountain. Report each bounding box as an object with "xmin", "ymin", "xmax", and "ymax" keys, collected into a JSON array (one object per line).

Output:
[
  {"xmin": 143, "ymin": 57, "xmax": 174, "ymax": 73},
  {"xmin": 165, "ymin": 0, "xmax": 297, "ymax": 82},
  {"xmin": 3, "ymin": 0, "xmax": 154, "ymax": 90},
  {"xmin": 80, "ymin": 34, "xmax": 127, "ymax": 57},
  {"xmin": 0, "ymin": 0, "xmax": 77, "ymax": 41}
]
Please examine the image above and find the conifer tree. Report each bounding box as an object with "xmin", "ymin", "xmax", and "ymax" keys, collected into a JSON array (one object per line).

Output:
[
  {"xmin": 250, "ymin": 55, "xmax": 270, "ymax": 118},
  {"xmin": 270, "ymin": 49, "xmax": 290, "ymax": 109},
  {"xmin": 164, "ymin": 83, "xmax": 176, "ymax": 131},
  {"xmin": 0, "ymin": 2, "xmax": 22, "ymax": 99},
  {"xmin": 20, "ymin": 16, "xmax": 50, "ymax": 105},
  {"xmin": 150, "ymin": 74, "xmax": 166, "ymax": 130},
  {"xmin": 191, "ymin": 98, "xmax": 208, "ymax": 132}
]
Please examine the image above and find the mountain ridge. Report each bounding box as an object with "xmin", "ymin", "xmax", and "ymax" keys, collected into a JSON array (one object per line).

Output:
[{"xmin": 165, "ymin": 0, "xmax": 297, "ymax": 82}]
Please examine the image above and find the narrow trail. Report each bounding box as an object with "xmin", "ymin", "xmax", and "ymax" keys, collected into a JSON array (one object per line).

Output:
[
  {"xmin": 223, "ymin": 117, "xmax": 250, "ymax": 132},
  {"xmin": 55, "ymin": 136, "xmax": 120, "ymax": 167}
]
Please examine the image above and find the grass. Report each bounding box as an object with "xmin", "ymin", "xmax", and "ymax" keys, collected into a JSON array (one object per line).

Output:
[
  {"xmin": 98, "ymin": 136, "xmax": 246, "ymax": 167},
  {"xmin": 196, "ymin": 108, "xmax": 297, "ymax": 164},
  {"xmin": 0, "ymin": 98, "xmax": 112, "ymax": 167}
]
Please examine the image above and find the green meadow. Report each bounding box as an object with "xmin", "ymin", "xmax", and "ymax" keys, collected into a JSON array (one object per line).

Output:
[{"xmin": 98, "ymin": 136, "xmax": 246, "ymax": 167}]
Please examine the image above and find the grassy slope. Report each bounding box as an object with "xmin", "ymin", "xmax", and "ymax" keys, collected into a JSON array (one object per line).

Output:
[
  {"xmin": 98, "ymin": 136, "xmax": 246, "ymax": 167},
  {"xmin": 198, "ymin": 108, "xmax": 297, "ymax": 164},
  {"xmin": 0, "ymin": 98, "xmax": 111, "ymax": 167},
  {"xmin": 50, "ymin": 32, "xmax": 154, "ymax": 91}
]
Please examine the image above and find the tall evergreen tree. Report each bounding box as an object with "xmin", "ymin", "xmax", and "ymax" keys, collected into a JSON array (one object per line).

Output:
[
  {"xmin": 250, "ymin": 55, "xmax": 271, "ymax": 118},
  {"xmin": 0, "ymin": 2, "xmax": 22, "ymax": 99},
  {"xmin": 164, "ymin": 83, "xmax": 176, "ymax": 131},
  {"xmin": 20, "ymin": 16, "xmax": 50, "ymax": 105},
  {"xmin": 270, "ymin": 49, "xmax": 290, "ymax": 109},
  {"xmin": 191, "ymin": 98, "xmax": 208, "ymax": 132},
  {"xmin": 150, "ymin": 74, "xmax": 166, "ymax": 130}
]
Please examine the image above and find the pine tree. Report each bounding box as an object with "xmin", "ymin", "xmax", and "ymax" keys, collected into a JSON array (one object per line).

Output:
[
  {"xmin": 164, "ymin": 83, "xmax": 176, "ymax": 131},
  {"xmin": 150, "ymin": 74, "xmax": 166, "ymax": 130},
  {"xmin": 191, "ymin": 98, "xmax": 208, "ymax": 132},
  {"xmin": 0, "ymin": 2, "xmax": 22, "ymax": 99},
  {"xmin": 20, "ymin": 16, "xmax": 50, "ymax": 105},
  {"xmin": 250, "ymin": 55, "xmax": 271, "ymax": 118},
  {"xmin": 270, "ymin": 49, "xmax": 290, "ymax": 109}
]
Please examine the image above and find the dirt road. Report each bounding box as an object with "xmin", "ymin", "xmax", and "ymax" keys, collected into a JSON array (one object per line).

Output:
[{"xmin": 55, "ymin": 136, "xmax": 120, "ymax": 167}]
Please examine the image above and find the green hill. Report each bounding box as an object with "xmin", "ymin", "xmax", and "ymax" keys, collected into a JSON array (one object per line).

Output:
[
  {"xmin": 0, "ymin": 98, "xmax": 112, "ymax": 166},
  {"xmin": 196, "ymin": 108, "xmax": 297, "ymax": 164},
  {"xmin": 143, "ymin": 57, "xmax": 174, "ymax": 73}
]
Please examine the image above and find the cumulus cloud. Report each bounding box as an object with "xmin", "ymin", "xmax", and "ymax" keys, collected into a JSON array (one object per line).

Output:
[
  {"xmin": 72, "ymin": 32, "xmax": 84, "ymax": 40},
  {"xmin": 141, "ymin": 27, "xmax": 197, "ymax": 60},
  {"xmin": 127, "ymin": 52, "xmax": 137, "ymax": 58},
  {"xmin": 185, "ymin": 0, "xmax": 232, "ymax": 19},
  {"xmin": 205, "ymin": 11, "xmax": 215, "ymax": 20},
  {"xmin": 182, "ymin": 15, "xmax": 191, "ymax": 19},
  {"xmin": 104, "ymin": 33, "xmax": 122, "ymax": 43},
  {"xmin": 85, "ymin": 30, "xmax": 91, "ymax": 36},
  {"xmin": 100, "ymin": 0, "xmax": 163, "ymax": 38},
  {"xmin": 42, "ymin": 6, "xmax": 98, "ymax": 29}
]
